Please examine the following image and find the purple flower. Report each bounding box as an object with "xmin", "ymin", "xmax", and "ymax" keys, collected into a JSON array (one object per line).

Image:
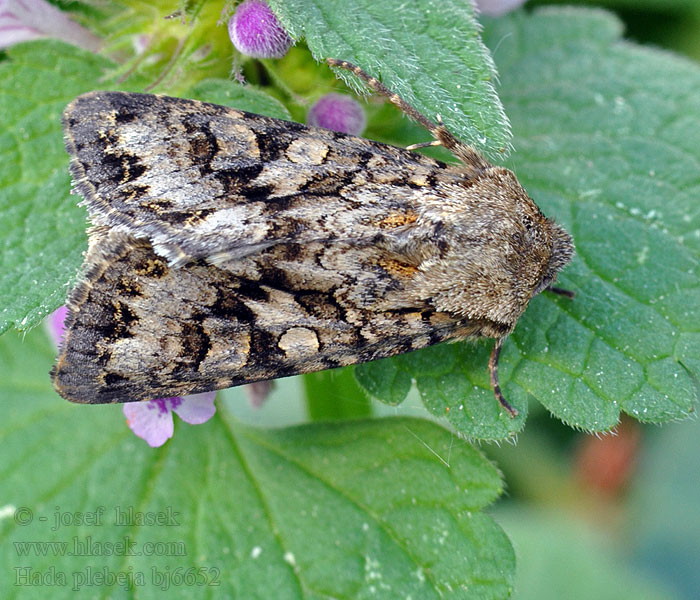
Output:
[
  {"xmin": 228, "ymin": 0, "xmax": 292, "ymax": 59},
  {"xmin": 0, "ymin": 0, "xmax": 101, "ymax": 51},
  {"xmin": 47, "ymin": 306, "xmax": 216, "ymax": 447},
  {"xmin": 307, "ymin": 93, "xmax": 366, "ymax": 136},
  {"xmin": 474, "ymin": 0, "xmax": 525, "ymax": 17},
  {"xmin": 123, "ymin": 393, "xmax": 217, "ymax": 448}
]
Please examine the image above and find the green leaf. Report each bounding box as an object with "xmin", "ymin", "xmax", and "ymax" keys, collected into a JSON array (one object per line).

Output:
[
  {"xmin": 188, "ymin": 79, "xmax": 292, "ymax": 120},
  {"xmin": 356, "ymin": 344, "xmax": 528, "ymax": 441},
  {"xmin": 0, "ymin": 328, "xmax": 513, "ymax": 599},
  {"xmin": 354, "ymin": 358, "xmax": 413, "ymax": 407},
  {"xmin": 358, "ymin": 7, "xmax": 700, "ymax": 436},
  {"xmin": 0, "ymin": 40, "xmax": 111, "ymax": 334},
  {"xmin": 267, "ymin": 0, "xmax": 511, "ymax": 159},
  {"xmin": 303, "ymin": 369, "xmax": 372, "ymax": 420},
  {"xmin": 493, "ymin": 7, "xmax": 700, "ymax": 426}
]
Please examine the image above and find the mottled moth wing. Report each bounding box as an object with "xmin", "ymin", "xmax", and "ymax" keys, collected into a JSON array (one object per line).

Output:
[
  {"xmin": 56, "ymin": 91, "xmax": 573, "ymax": 405},
  {"xmin": 64, "ymin": 92, "xmax": 467, "ymax": 267},
  {"xmin": 52, "ymin": 231, "xmax": 479, "ymax": 403}
]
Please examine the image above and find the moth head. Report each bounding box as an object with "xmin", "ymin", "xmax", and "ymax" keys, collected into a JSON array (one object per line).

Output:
[
  {"xmin": 532, "ymin": 219, "xmax": 574, "ymax": 296},
  {"xmin": 408, "ymin": 167, "xmax": 574, "ymax": 329}
]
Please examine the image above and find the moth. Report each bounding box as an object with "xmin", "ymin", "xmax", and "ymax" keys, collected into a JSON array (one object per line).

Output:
[{"xmin": 52, "ymin": 59, "xmax": 574, "ymax": 416}]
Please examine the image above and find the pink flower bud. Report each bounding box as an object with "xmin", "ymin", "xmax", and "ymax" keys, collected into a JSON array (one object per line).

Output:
[
  {"xmin": 307, "ymin": 93, "xmax": 366, "ymax": 136},
  {"xmin": 228, "ymin": 0, "xmax": 292, "ymax": 59},
  {"xmin": 245, "ymin": 380, "xmax": 273, "ymax": 408},
  {"xmin": 47, "ymin": 305, "xmax": 69, "ymax": 348}
]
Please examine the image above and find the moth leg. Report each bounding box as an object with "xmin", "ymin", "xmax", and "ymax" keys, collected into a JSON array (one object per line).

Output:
[
  {"xmin": 405, "ymin": 140, "xmax": 443, "ymax": 151},
  {"xmin": 488, "ymin": 337, "xmax": 519, "ymax": 417},
  {"xmin": 326, "ymin": 58, "xmax": 490, "ymax": 172},
  {"xmin": 404, "ymin": 115, "xmax": 447, "ymax": 151},
  {"xmin": 546, "ymin": 286, "xmax": 575, "ymax": 299}
]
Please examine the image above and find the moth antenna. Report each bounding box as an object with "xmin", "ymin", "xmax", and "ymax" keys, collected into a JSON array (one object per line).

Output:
[
  {"xmin": 326, "ymin": 58, "xmax": 490, "ymax": 173},
  {"xmin": 327, "ymin": 58, "xmax": 439, "ymax": 132},
  {"xmin": 488, "ymin": 338, "xmax": 519, "ymax": 417},
  {"xmin": 546, "ymin": 286, "xmax": 575, "ymax": 299}
]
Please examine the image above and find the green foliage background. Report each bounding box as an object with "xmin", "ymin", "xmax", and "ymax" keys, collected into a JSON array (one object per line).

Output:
[{"xmin": 0, "ymin": 0, "xmax": 698, "ymax": 598}]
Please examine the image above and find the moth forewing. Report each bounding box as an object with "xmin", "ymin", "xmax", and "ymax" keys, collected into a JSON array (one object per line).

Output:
[
  {"xmin": 52, "ymin": 231, "xmax": 479, "ymax": 403},
  {"xmin": 54, "ymin": 61, "xmax": 574, "ymax": 414},
  {"xmin": 62, "ymin": 91, "xmax": 464, "ymax": 266}
]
